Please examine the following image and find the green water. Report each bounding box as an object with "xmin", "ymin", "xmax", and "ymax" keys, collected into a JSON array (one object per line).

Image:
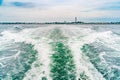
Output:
[
  {"xmin": 49, "ymin": 28, "xmax": 76, "ymax": 80},
  {"xmin": 50, "ymin": 42, "xmax": 76, "ymax": 80},
  {"xmin": 1, "ymin": 24, "xmax": 120, "ymax": 80},
  {"xmin": 81, "ymin": 44, "xmax": 120, "ymax": 80},
  {"xmin": 0, "ymin": 43, "xmax": 37, "ymax": 80}
]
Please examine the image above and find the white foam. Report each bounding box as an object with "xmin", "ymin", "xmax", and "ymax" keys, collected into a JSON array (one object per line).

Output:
[
  {"xmin": 24, "ymin": 42, "xmax": 52, "ymax": 80},
  {"xmin": 0, "ymin": 51, "xmax": 20, "ymax": 61},
  {"xmin": 1, "ymin": 27, "xmax": 53, "ymax": 80},
  {"xmin": 1, "ymin": 25, "xmax": 120, "ymax": 80},
  {"xmin": 61, "ymin": 26, "xmax": 105, "ymax": 80}
]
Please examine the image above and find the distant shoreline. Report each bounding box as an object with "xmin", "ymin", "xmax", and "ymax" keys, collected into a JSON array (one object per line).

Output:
[{"xmin": 0, "ymin": 22, "xmax": 120, "ymax": 25}]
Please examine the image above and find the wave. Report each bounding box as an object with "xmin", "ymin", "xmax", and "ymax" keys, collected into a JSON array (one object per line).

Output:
[
  {"xmin": 0, "ymin": 24, "xmax": 120, "ymax": 80},
  {"xmin": 0, "ymin": 42, "xmax": 37, "ymax": 80}
]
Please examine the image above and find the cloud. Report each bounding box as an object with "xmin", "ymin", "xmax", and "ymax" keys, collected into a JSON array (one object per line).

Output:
[{"xmin": 0, "ymin": 0, "xmax": 120, "ymax": 22}]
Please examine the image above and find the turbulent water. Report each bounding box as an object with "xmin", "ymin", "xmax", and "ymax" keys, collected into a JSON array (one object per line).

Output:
[{"xmin": 0, "ymin": 24, "xmax": 120, "ymax": 80}]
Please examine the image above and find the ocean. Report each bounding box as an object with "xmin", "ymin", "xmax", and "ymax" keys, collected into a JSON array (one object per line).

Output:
[{"xmin": 0, "ymin": 24, "xmax": 120, "ymax": 80}]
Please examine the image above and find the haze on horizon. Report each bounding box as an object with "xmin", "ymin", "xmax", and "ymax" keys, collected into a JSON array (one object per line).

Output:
[{"xmin": 0, "ymin": 0, "xmax": 120, "ymax": 22}]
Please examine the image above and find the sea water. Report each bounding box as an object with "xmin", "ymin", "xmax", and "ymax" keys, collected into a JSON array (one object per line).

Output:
[{"xmin": 0, "ymin": 24, "xmax": 120, "ymax": 80}]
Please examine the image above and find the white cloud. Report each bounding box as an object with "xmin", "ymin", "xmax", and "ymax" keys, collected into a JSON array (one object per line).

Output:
[{"xmin": 0, "ymin": 0, "xmax": 120, "ymax": 22}]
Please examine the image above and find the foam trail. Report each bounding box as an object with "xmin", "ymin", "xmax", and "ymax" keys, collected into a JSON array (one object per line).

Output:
[
  {"xmin": 1, "ymin": 27, "xmax": 52, "ymax": 80},
  {"xmin": 1, "ymin": 24, "xmax": 120, "ymax": 80},
  {"xmin": 24, "ymin": 42, "xmax": 51, "ymax": 80},
  {"xmin": 60, "ymin": 26, "xmax": 105, "ymax": 80}
]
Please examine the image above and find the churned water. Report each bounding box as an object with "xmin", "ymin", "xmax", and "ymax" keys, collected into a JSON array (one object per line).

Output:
[{"xmin": 0, "ymin": 24, "xmax": 120, "ymax": 80}]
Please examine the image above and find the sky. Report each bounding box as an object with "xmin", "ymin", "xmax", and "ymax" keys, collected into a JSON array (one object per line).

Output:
[{"xmin": 0, "ymin": 0, "xmax": 120, "ymax": 22}]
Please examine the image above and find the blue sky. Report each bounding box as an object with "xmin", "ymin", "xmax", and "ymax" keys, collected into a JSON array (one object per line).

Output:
[
  {"xmin": 0, "ymin": 0, "xmax": 3, "ymax": 5},
  {"xmin": 0, "ymin": 0, "xmax": 120, "ymax": 22}
]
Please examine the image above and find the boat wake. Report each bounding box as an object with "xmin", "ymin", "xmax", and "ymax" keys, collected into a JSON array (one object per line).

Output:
[{"xmin": 0, "ymin": 25, "xmax": 120, "ymax": 80}]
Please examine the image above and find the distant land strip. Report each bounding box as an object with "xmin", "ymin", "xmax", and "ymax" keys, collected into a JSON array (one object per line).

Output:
[{"xmin": 0, "ymin": 22, "xmax": 120, "ymax": 24}]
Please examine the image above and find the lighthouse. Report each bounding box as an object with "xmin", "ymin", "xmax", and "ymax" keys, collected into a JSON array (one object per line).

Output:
[{"xmin": 75, "ymin": 17, "xmax": 77, "ymax": 23}]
